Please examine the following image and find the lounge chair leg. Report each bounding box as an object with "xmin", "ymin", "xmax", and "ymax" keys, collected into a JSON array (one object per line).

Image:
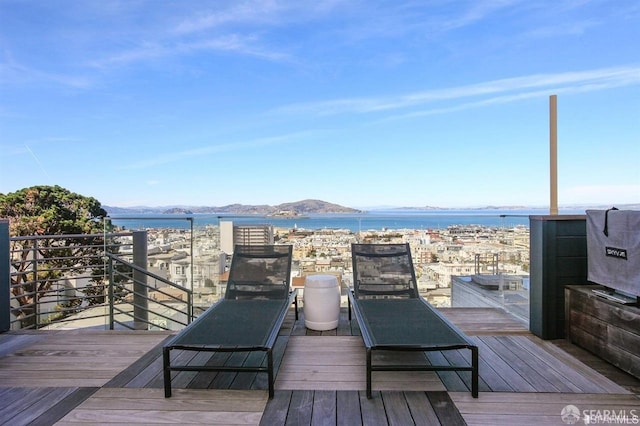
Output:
[
  {"xmin": 163, "ymin": 347, "xmax": 172, "ymax": 398},
  {"xmin": 366, "ymin": 348, "xmax": 372, "ymax": 399},
  {"xmin": 471, "ymin": 346, "xmax": 479, "ymax": 398},
  {"xmin": 268, "ymin": 350, "xmax": 274, "ymax": 398}
]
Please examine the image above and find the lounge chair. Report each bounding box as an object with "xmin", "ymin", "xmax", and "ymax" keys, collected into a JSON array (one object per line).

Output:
[
  {"xmin": 163, "ymin": 244, "xmax": 297, "ymax": 398},
  {"xmin": 348, "ymin": 243, "xmax": 478, "ymax": 398}
]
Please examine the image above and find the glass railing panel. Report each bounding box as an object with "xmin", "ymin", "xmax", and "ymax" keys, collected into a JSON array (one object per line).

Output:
[
  {"xmin": 8, "ymin": 231, "xmax": 132, "ymax": 330},
  {"xmin": 108, "ymin": 212, "xmax": 533, "ymax": 323},
  {"xmin": 107, "ymin": 215, "xmax": 221, "ymax": 318},
  {"xmin": 9, "ymin": 209, "xmax": 595, "ymax": 331}
]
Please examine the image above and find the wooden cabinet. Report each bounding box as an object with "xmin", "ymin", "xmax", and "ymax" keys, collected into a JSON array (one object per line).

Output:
[
  {"xmin": 565, "ymin": 285, "xmax": 640, "ymax": 379},
  {"xmin": 530, "ymin": 215, "xmax": 588, "ymax": 340}
]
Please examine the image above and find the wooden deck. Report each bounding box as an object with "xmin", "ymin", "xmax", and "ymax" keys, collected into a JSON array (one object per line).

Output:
[{"xmin": 1, "ymin": 307, "xmax": 638, "ymax": 425}]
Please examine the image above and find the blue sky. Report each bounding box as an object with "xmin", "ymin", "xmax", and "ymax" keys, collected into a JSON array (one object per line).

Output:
[{"xmin": 1, "ymin": 1, "xmax": 639, "ymax": 209}]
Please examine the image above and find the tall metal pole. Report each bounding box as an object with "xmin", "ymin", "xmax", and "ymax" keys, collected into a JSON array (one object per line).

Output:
[
  {"xmin": 0, "ymin": 220, "xmax": 10, "ymax": 332},
  {"xmin": 132, "ymin": 230, "xmax": 148, "ymax": 330},
  {"xmin": 550, "ymin": 95, "xmax": 558, "ymax": 215}
]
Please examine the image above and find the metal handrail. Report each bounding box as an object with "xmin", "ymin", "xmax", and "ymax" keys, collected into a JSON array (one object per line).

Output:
[
  {"xmin": 8, "ymin": 232, "xmax": 194, "ymax": 331},
  {"xmin": 107, "ymin": 253, "xmax": 193, "ymax": 330}
]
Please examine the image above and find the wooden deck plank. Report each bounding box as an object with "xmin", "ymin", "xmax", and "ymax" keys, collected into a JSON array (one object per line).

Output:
[
  {"xmin": 452, "ymin": 392, "xmax": 639, "ymax": 404},
  {"xmin": 0, "ymin": 333, "xmax": 48, "ymax": 357},
  {"xmin": 168, "ymin": 350, "xmax": 213, "ymax": 390},
  {"xmin": 506, "ymin": 335, "xmax": 609, "ymax": 393},
  {"xmin": 276, "ymin": 336, "xmax": 446, "ymax": 392},
  {"xmin": 404, "ymin": 391, "xmax": 442, "ymax": 426},
  {"xmin": 0, "ymin": 378, "xmax": 109, "ymax": 387},
  {"xmin": 552, "ymin": 339, "xmax": 640, "ymax": 393},
  {"xmin": 29, "ymin": 387, "xmax": 99, "ymax": 426},
  {"xmin": 380, "ymin": 391, "xmax": 414, "ymax": 426},
  {"xmin": 426, "ymin": 392, "xmax": 466, "ymax": 426},
  {"xmin": 1, "ymin": 308, "xmax": 638, "ymax": 425},
  {"xmin": 259, "ymin": 390, "xmax": 292, "ymax": 426},
  {"xmin": 231, "ymin": 351, "xmax": 268, "ymax": 391},
  {"xmin": 251, "ymin": 334, "xmax": 289, "ymax": 391},
  {"xmin": 500, "ymin": 335, "xmax": 581, "ymax": 393},
  {"xmin": 0, "ymin": 387, "xmax": 43, "ymax": 411},
  {"xmin": 57, "ymin": 388, "xmax": 267, "ymax": 425},
  {"xmin": 437, "ymin": 307, "xmax": 529, "ymax": 336},
  {"xmin": 336, "ymin": 310, "xmax": 353, "ymax": 337},
  {"xmin": 533, "ymin": 337, "xmax": 632, "ymax": 394},
  {"xmin": 103, "ymin": 336, "xmax": 169, "ymax": 388},
  {"xmin": 459, "ymin": 414, "xmax": 566, "ymax": 425},
  {"xmin": 472, "ymin": 336, "xmax": 536, "ymax": 392},
  {"xmin": 336, "ymin": 390, "xmax": 362, "ymax": 426},
  {"xmin": 440, "ymin": 348, "xmax": 491, "ymax": 392},
  {"xmin": 57, "ymin": 409, "xmax": 264, "ymax": 424},
  {"xmin": 276, "ymin": 336, "xmax": 364, "ymax": 391},
  {"xmin": 291, "ymin": 310, "xmax": 309, "ymax": 336},
  {"xmin": 0, "ymin": 369, "xmax": 117, "ymax": 380},
  {"xmin": 209, "ymin": 351, "xmax": 251, "ymax": 390},
  {"xmin": 126, "ymin": 349, "xmax": 165, "ymax": 388},
  {"xmin": 285, "ymin": 389, "xmax": 314, "ymax": 425},
  {"xmin": 81, "ymin": 388, "xmax": 268, "ymax": 411},
  {"xmin": 359, "ymin": 391, "xmax": 388, "ymax": 426},
  {"xmin": 0, "ymin": 331, "xmax": 168, "ymax": 388},
  {"xmin": 450, "ymin": 392, "xmax": 640, "ymax": 425},
  {"xmin": 312, "ymin": 390, "xmax": 337, "ymax": 426},
  {"xmin": 424, "ymin": 351, "xmax": 469, "ymax": 392},
  {"xmin": 0, "ymin": 387, "xmax": 76, "ymax": 425},
  {"xmin": 467, "ymin": 342, "xmax": 513, "ymax": 392},
  {"xmin": 182, "ymin": 351, "xmax": 233, "ymax": 390},
  {"xmin": 479, "ymin": 336, "xmax": 560, "ymax": 392}
]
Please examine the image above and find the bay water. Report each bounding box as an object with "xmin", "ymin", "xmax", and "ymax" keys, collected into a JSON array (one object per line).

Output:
[{"xmin": 110, "ymin": 208, "xmax": 586, "ymax": 232}]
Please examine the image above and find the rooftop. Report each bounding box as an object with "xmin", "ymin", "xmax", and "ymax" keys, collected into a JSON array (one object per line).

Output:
[{"xmin": 1, "ymin": 306, "xmax": 638, "ymax": 425}]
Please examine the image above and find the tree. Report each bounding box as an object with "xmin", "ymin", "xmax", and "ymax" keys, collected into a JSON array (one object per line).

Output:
[
  {"xmin": 0, "ymin": 185, "xmax": 107, "ymax": 236},
  {"xmin": 0, "ymin": 185, "xmax": 110, "ymax": 326}
]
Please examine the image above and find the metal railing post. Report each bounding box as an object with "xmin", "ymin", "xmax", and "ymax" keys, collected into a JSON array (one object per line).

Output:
[
  {"xmin": 108, "ymin": 255, "xmax": 115, "ymax": 330},
  {"xmin": 33, "ymin": 238, "xmax": 39, "ymax": 329},
  {"xmin": 132, "ymin": 230, "xmax": 148, "ymax": 330},
  {"xmin": 0, "ymin": 220, "xmax": 9, "ymax": 333}
]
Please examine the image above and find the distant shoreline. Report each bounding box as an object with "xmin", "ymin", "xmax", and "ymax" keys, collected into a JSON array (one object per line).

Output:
[{"xmin": 108, "ymin": 208, "xmax": 590, "ymax": 232}]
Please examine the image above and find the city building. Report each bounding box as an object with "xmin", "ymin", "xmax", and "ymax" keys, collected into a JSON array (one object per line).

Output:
[{"xmin": 219, "ymin": 221, "xmax": 274, "ymax": 254}]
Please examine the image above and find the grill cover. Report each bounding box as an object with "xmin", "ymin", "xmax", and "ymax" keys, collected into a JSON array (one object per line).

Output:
[{"xmin": 586, "ymin": 208, "xmax": 640, "ymax": 296}]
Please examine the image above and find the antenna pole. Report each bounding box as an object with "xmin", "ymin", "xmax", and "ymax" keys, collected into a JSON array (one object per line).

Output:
[{"xmin": 550, "ymin": 95, "xmax": 558, "ymax": 215}]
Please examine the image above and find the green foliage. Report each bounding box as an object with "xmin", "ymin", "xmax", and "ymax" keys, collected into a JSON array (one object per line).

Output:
[
  {"xmin": 0, "ymin": 185, "xmax": 107, "ymax": 237},
  {"xmin": 1, "ymin": 186, "xmax": 112, "ymax": 327}
]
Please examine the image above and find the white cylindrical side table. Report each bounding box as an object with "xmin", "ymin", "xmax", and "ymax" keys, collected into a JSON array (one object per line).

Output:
[{"xmin": 303, "ymin": 274, "xmax": 340, "ymax": 331}]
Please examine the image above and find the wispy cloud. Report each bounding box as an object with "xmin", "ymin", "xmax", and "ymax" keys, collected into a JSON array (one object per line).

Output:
[
  {"xmin": 3, "ymin": 137, "xmax": 85, "ymax": 156},
  {"xmin": 173, "ymin": 1, "xmax": 346, "ymax": 34},
  {"xmin": 0, "ymin": 55, "xmax": 92, "ymax": 89},
  {"xmin": 434, "ymin": 0, "xmax": 520, "ymax": 32},
  {"xmin": 524, "ymin": 19, "xmax": 599, "ymax": 38},
  {"xmin": 90, "ymin": 34, "xmax": 289, "ymax": 69},
  {"xmin": 90, "ymin": 1, "xmax": 348, "ymax": 68},
  {"xmin": 273, "ymin": 65, "xmax": 640, "ymax": 117},
  {"xmin": 173, "ymin": 2, "xmax": 281, "ymax": 34},
  {"xmin": 23, "ymin": 144, "xmax": 53, "ymax": 180},
  {"xmin": 122, "ymin": 131, "xmax": 313, "ymax": 170}
]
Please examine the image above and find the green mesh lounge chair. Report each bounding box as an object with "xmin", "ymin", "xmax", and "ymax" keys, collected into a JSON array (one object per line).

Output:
[
  {"xmin": 349, "ymin": 243, "xmax": 478, "ymax": 398},
  {"xmin": 163, "ymin": 244, "xmax": 297, "ymax": 398}
]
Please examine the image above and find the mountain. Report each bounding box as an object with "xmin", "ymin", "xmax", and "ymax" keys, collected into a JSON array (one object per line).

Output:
[
  {"xmin": 104, "ymin": 199, "xmax": 361, "ymax": 215},
  {"xmin": 163, "ymin": 207, "xmax": 193, "ymax": 214},
  {"xmin": 275, "ymin": 199, "xmax": 360, "ymax": 214}
]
